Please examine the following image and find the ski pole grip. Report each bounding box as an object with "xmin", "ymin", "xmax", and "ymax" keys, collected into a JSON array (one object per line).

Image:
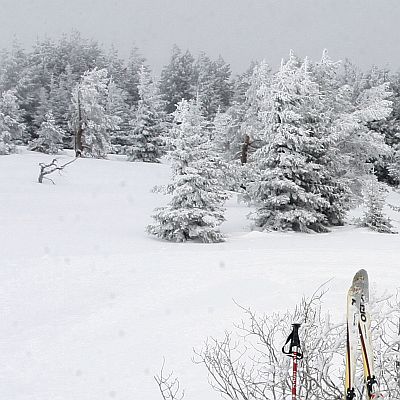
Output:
[{"xmin": 282, "ymin": 323, "xmax": 303, "ymax": 358}]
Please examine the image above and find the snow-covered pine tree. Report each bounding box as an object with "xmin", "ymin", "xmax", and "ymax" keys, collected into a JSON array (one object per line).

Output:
[
  {"xmin": 360, "ymin": 174, "xmax": 396, "ymax": 233},
  {"xmin": 53, "ymin": 64, "xmax": 76, "ymax": 146},
  {"xmin": 211, "ymin": 109, "xmax": 233, "ymax": 159},
  {"xmin": 70, "ymin": 67, "xmax": 120, "ymax": 158},
  {"xmin": 126, "ymin": 66, "xmax": 166, "ymax": 162},
  {"xmin": 106, "ymin": 80, "xmax": 131, "ymax": 154},
  {"xmin": 147, "ymin": 99, "xmax": 226, "ymax": 243},
  {"xmin": 238, "ymin": 61, "xmax": 271, "ymax": 164},
  {"xmin": 194, "ymin": 53, "xmax": 233, "ymax": 120},
  {"xmin": 159, "ymin": 45, "xmax": 196, "ymax": 114},
  {"xmin": 305, "ymin": 51, "xmax": 353, "ymax": 226},
  {"xmin": 216, "ymin": 62, "xmax": 259, "ymax": 164},
  {"xmin": 28, "ymin": 111, "xmax": 64, "ymax": 154},
  {"xmin": 333, "ymin": 67, "xmax": 393, "ymax": 182},
  {"xmin": 0, "ymin": 89, "xmax": 25, "ymax": 155},
  {"xmin": 209, "ymin": 109, "xmax": 243, "ymax": 192},
  {"xmin": 249, "ymin": 53, "xmax": 333, "ymax": 233},
  {"xmin": 121, "ymin": 46, "xmax": 147, "ymax": 108},
  {"xmin": 0, "ymin": 39, "xmax": 27, "ymax": 93}
]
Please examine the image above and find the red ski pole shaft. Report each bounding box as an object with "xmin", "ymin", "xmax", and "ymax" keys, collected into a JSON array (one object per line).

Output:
[{"xmin": 292, "ymin": 351, "xmax": 298, "ymax": 400}]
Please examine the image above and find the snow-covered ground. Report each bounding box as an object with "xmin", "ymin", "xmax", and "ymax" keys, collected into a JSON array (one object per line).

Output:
[{"xmin": 1, "ymin": 150, "xmax": 399, "ymax": 400}]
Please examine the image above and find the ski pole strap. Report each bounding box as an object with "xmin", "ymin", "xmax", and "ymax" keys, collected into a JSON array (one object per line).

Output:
[{"xmin": 282, "ymin": 323, "xmax": 303, "ymax": 359}]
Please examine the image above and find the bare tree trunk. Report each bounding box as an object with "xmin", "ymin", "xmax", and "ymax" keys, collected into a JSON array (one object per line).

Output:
[
  {"xmin": 75, "ymin": 89, "xmax": 83, "ymax": 158},
  {"xmin": 240, "ymin": 134, "xmax": 251, "ymax": 165}
]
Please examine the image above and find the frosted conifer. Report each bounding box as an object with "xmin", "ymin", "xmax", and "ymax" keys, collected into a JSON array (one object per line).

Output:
[
  {"xmin": 250, "ymin": 54, "xmax": 332, "ymax": 233},
  {"xmin": 127, "ymin": 66, "xmax": 165, "ymax": 162},
  {"xmin": 147, "ymin": 99, "xmax": 226, "ymax": 243},
  {"xmin": 71, "ymin": 68, "xmax": 120, "ymax": 158},
  {"xmin": 0, "ymin": 89, "xmax": 25, "ymax": 155},
  {"xmin": 360, "ymin": 175, "xmax": 396, "ymax": 233},
  {"xmin": 28, "ymin": 111, "xmax": 64, "ymax": 154},
  {"xmin": 159, "ymin": 45, "xmax": 196, "ymax": 114},
  {"xmin": 211, "ymin": 109, "xmax": 233, "ymax": 158}
]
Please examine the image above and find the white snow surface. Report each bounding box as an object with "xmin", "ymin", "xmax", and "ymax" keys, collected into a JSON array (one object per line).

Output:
[{"xmin": 1, "ymin": 150, "xmax": 399, "ymax": 400}]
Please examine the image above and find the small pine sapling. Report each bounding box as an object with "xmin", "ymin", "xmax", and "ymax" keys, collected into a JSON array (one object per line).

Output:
[
  {"xmin": 360, "ymin": 175, "xmax": 397, "ymax": 233},
  {"xmin": 29, "ymin": 112, "xmax": 64, "ymax": 154},
  {"xmin": 147, "ymin": 99, "xmax": 226, "ymax": 243}
]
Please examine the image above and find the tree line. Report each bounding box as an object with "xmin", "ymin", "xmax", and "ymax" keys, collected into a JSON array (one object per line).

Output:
[{"xmin": 1, "ymin": 33, "xmax": 400, "ymax": 239}]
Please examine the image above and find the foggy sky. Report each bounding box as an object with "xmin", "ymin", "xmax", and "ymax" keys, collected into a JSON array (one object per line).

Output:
[{"xmin": 1, "ymin": 0, "xmax": 399, "ymax": 74}]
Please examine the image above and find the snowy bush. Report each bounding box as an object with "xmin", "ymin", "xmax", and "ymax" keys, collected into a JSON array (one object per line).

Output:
[{"xmin": 147, "ymin": 99, "xmax": 226, "ymax": 243}]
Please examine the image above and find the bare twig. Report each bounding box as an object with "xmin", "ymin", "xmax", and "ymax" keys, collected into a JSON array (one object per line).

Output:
[{"xmin": 154, "ymin": 359, "xmax": 185, "ymax": 400}]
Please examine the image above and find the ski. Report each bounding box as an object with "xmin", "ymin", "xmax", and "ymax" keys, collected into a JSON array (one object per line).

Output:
[
  {"xmin": 355, "ymin": 269, "xmax": 383, "ymax": 399},
  {"xmin": 345, "ymin": 283, "xmax": 361, "ymax": 400},
  {"xmin": 345, "ymin": 269, "xmax": 383, "ymax": 400}
]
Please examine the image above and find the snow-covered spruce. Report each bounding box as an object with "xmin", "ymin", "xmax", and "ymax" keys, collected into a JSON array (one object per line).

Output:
[
  {"xmin": 147, "ymin": 99, "xmax": 226, "ymax": 243},
  {"xmin": 28, "ymin": 112, "xmax": 64, "ymax": 154},
  {"xmin": 126, "ymin": 66, "xmax": 166, "ymax": 162},
  {"xmin": 360, "ymin": 175, "xmax": 396, "ymax": 233},
  {"xmin": 249, "ymin": 54, "xmax": 338, "ymax": 233},
  {"xmin": 70, "ymin": 68, "xmax": 121, "ymax": 158},
  {"xmin": 0, "ymin": 90, "xmax": 25, "ymax": 155}
]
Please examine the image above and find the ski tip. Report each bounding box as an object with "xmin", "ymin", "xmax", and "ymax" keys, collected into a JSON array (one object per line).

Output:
[{"xmin": 352, "ymin": 269, "xmax": 368, "ymax": 284}]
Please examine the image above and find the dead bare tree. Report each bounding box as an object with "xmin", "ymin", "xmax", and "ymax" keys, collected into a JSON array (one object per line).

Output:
[
  {"xmin": 37, "ymin": 157, "xmax": 78, "ymax": 184},
  {"xmin": 154, "ymin": 359, "xmax": 185, "ymax": 400}
]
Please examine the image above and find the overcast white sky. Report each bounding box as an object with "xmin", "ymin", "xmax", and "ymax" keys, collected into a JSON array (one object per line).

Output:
[{"xmin": 1, "ymin": 0, "xmax": 399, "ymax": 73}]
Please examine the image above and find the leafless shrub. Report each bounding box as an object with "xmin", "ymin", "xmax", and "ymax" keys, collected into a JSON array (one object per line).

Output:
[{"xmin": 194, "ymin": 286, "xmax": 400, "ymax": 400}]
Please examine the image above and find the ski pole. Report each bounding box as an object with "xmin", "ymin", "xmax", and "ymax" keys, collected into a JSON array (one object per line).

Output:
[{"xmin": 282, "ymin": 323, "xmax": 303, "ymax": 400}]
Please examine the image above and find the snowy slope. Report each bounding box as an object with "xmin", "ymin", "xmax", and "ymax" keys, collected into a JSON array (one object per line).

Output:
[{"xmin": 1, "ymin": 150, "xmax": 400, "ymax": 400}]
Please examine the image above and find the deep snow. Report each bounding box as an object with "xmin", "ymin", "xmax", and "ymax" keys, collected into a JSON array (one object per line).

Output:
[{"xmin": 1, "ymin": 150, "xmax": 399, "ymax": 400}]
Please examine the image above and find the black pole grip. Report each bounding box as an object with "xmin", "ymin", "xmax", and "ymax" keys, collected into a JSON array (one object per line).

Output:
[{"xmin": 282, "ymin": 323, "xmax": 303, "ymax": 359}]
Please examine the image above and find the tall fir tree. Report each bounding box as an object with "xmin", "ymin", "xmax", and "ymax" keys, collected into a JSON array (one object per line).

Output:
[
  {"xmin": 126, "ymin": 66, "xmax": 166, "ymax": 162},
  {"xmin": 70, "ymin": 68, "xmax": 120, "ymax": 158},
  {"xmin": 159, "ymin": 45, "xmax": 196, "ymax": 114},
  {"xmin": 211, "ymin": 109, "xmax": 233, "ymax": 158},
  {"xmin": 249, "ymin": 53, "xmax": 339, "ymax": 233},
  {"xmin": 106, "ymin": 80, "xmax": 132, "ymax": 153},
  {"xmin": 0, "ymin": 89, "xmax": 25, "ymax": 154},
  {"xmin": 121, "ymin": 46, "xmax": 148, "ymax": 108},
  {"xmin": 147, "ymin": 99, "xmax": 226, "ymax": 242},
  {"xmin": 194, "ymin": 53, "xmax": 233, "ymax": 119}
]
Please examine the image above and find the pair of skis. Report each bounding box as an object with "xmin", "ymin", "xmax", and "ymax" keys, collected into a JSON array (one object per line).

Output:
[{"xmin": 345, "ymin": 269, "xmax": 383, "ymax": 399}]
